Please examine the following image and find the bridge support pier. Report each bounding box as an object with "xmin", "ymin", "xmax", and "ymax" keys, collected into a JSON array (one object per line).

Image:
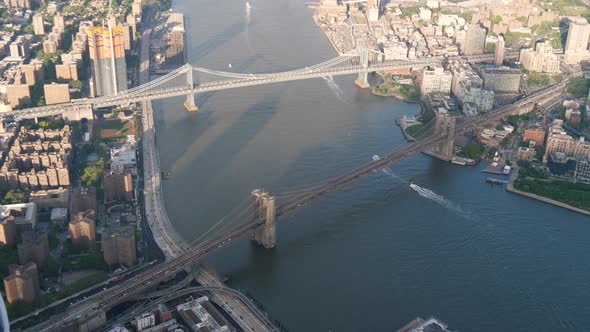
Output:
[
  {"xmin": 251, "ymin": 189, "xmax": 276, "ymax": 249},
  {"xmin": 428, "ymin": 112, "xmax": 456, "ymax": 161},
  {"xmin": 184, "ymin": 65, "xmax": 199, "ymax": 112},
  {"xmin": 184, "ymin": 94, "xmax": 198, "ymax": 112},
  {"xmin": 354, "ymin": 48, "xmax": 370, "ymax": 89}
]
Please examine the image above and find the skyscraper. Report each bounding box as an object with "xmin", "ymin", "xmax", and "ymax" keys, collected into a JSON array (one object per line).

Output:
[
  {"xmin": 33, "ymin": 14, "xmax": 44, "ymax": 35},
  {"xmin": 462, "ymin": 24, "xmax": 487, "ymax": 55},
  {"xmin": 494, "ymin": 35, "xmax": 505, "ymax": 67},
  {"xmin": 564, "ymin": 17, "xmax": 590, "ymax": 64},
  {"xmin": 87, "ymin": 27, "xmax": 128, "ymax": 96}
]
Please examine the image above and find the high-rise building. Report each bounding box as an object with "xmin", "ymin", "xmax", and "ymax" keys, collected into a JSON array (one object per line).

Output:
[
  {"xmin": 102, "ymin": 226, "xmax": 136, "ymax": 267},
  {"xmin": 564, "ymin": 17, "xmax": 590, "ymax": 64},
  {"xmin": 17, "ymin": 231, "xmax": 49, "ymax": 265},
  {"xmin": 367, "ymin": 0, "xmax": 380, "ymax": 22},
  {"xmin": 33, "ymin": 14, "xmax": 44, "ymax": 35},
  {"xmin": 421, "ymin": 66, "xmax": 453, "ymax": 95},
  {"xmin": 462, "ymin": 24, "xmax": 486, "ymax": 55},
  {"xmin": 21, "ymin": 60, "xmax": 44, "ymax": 85},
  {"xmin": 0, "ymin": 206, "xmax": 16, "ymax": 247},
  {"xmin": 43, "ymin": 83, "xmax": 70, "ymax": 105},
  {"xmin": 56, "ymin": 63, "xmax": 79, "ymax": 81},
  {"xmin": 449, "ymin": 61, "xmax": 482, "ymax": 105},
  {"xmin": 104, "ymin": 172, "xmax": 133, "ymax": 202},
  {"xmin": 69, "ymin": 210, "xmax": 96, "ymax": 249},
  {"xmin": 3, "ymin": 262, "xmax": 39, "ymax": 304},
  {"xmin": 494, "ymin": 35, "xmax": 505, "ymax": 67},
  {"xmin": 544, "ymin": 121, "xmax": 590, "ymax": 162},
  {"xmin": 165, "ymin": 13, "xmax": 186, "ymax": 66},
  {"xmin": 53, "ymin": 12, "xmax": 65, "ymax": 32},
  {"xmin": 87, "ymin": 27, "xmax": 128, "ymax": 96},
  {"xmin": 519, "ymin": 40, "xmax": 560, "ymax": 73},
  {"xmin": 482, "ymin": 67, "xmax": 521, "ymax": 93}
]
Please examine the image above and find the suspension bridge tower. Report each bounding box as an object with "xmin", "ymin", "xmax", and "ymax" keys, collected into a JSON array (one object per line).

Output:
[
  {"xmin": 430, "ymin": 111, "xmax": 456, "ymax": 160},
  {"xmin": 184, "ymin": 64, "xmax": 199, "ymax": 112},
  {"xmin": 251, "ymin": 189, "xmax": 277, "ymax": 249},
  {"xmin": 354, "ymin": 48, "xmax": 371, "ymax": 89}
]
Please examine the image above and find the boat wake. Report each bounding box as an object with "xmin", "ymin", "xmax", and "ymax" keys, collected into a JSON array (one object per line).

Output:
[
  {"xmin": 409, "ymin": 183, "xmax": 470, "ymax": 218},
  {"xmin": 323, "ymin": 76, "xmax": 349, "ymax": 103},
  {"xmin": 372, "ymin": 154, "xmax": 471, "ymax": 219}
]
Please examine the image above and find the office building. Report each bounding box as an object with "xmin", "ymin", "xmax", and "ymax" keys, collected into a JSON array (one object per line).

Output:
[
  {"xmin": 33, "ymin": 13, "xmax": 44, "ymax": 35},
  {"xmin": 3, "ymin": 262, "xmax": 39, "ymax": 304},
  {"xmin": 482, "ymin": 67, "xmax": 521, "ymax": 93},
  {"xmin": 87, "ymin": 27, "xmax": 128, "ymax": 96},
  {"xmin": 421, "ymin": 66, "xmax": 453, "ymax": 95},
  {"xmin": 102, "ymin": 226, "xmax": 136, "ymax": 267},
  {"xmin": 462, "ymin": 24, "xmax": 486, "ymax": 55},
  {"xmin": 564, "ymin": 17, "xmax": 590, "ymax": 64},
  {"xmin": 494, "ymin": 35, "xmax": 505, "ymax": 67},
  {"xmin": 44, "ymin": 83, "xmax": 70, "ymax": 105},
  {"xmin": 104, "ymin": 172, "xmax": 133, "ymax": 202},
  {"xmin": 519, "ymin": 41, "xmax": 560, "ymax": 73},
  {"xmin": 69, "ymin": 210, "xmax": 96, "ymax": 249},
  {"xmin": 0, "ymin": 206, "xmax": 16, "ymax": 247},
  {"xmin": 17, "ymin": 231, "xmax": 49, "ymax": 265}
]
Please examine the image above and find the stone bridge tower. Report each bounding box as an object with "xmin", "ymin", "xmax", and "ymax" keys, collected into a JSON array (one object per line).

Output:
[
  {"xmin": 430, "ymin": 111, "xmax": 456, "ymax": 160},
  {"xmin": 251, "ymin": 189, "xmax": 276, "ymax": 249}
]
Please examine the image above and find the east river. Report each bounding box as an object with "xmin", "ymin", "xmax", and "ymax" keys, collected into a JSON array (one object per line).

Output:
[{"xmin": 152, "ymin": 0, "xmax": 590, "ymax": 331}]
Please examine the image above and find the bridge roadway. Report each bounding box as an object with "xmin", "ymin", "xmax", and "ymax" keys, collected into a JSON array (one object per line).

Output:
[
  {"xmin": 275, "ymin": 76, "xmax": 572, "ymax": 217},
  {"xmin": 27, "ymin": 68, "xmax": 570, "ymax": 332},
  {"xmin": 4, "ymin": 52, "xmax": 516, "ymax": 121}
]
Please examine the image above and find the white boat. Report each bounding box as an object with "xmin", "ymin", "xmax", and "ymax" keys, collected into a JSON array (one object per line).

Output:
[
  {"xmin": 372, "ymin": 154, "xmax": 381, "ymax": 161},
  {"xmin": 228, "ymin": 63, "xmax": 232, "ymax": 68}
]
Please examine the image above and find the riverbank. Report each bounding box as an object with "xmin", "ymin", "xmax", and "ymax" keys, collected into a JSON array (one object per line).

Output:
[{"xmin": 506, "ymin": 179, "xmax": 590, "ymax": 217}]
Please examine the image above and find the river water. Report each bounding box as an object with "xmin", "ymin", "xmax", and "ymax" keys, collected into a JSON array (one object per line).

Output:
[{"xmin": 152, "ymin": 1, "xmax": 590, "ymax": 331}]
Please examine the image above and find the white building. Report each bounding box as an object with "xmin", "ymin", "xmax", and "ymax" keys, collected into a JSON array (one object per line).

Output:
[
  {"xmin": 575, "ymin": 157, "xmax": 590, "ymax": 184},
  {"xmin": 133, "ymin": 312, "xmax": 156, "ymax": 331},
  {"xmin": 110, "ymin": 136, "xmax": 137, "ymax": 174},
  {"xmin": 519, "ymin": 41, "xmax": 560, "ymax": 73},
  {"xmin": 421, "ymin": 66, "xmax": 453, "ymax": 95}
]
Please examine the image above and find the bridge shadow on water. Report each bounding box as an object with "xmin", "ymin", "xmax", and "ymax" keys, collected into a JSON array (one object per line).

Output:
[{"xmin": 189, "ymin": 21, "xmax": 249, "ymax": 61}]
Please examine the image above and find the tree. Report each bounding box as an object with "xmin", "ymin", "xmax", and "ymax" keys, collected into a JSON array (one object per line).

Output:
[
  {"xmin": 81, "ymin": 158, "xmax": 104, "ymax": 187},
  {"xmin": 491, "ymin": 15, "xmax": 502, "ymax": 24},
  {"xmin": 2, "ymin": 189, "xmax": 28, "ymax": 204},
  {"xmin": 69, "ymin": 80, "xmax": 83, "ymax": 90},
  {"xmin": 0, "ymin": 245, "xmax": 17, "ymax": 279},
  {"xmin": 567, "ymin": 78, "xmax": 590, "ymax": 98},
  {"xmin": 24, "ymin": 25, "xmax": 34, "ymax": 34}
]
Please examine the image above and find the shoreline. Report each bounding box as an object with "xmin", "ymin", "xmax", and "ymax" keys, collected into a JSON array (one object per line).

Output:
[{"xmin": 506, "ymin": 182, "xmax": 590, "ymax": 217}]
